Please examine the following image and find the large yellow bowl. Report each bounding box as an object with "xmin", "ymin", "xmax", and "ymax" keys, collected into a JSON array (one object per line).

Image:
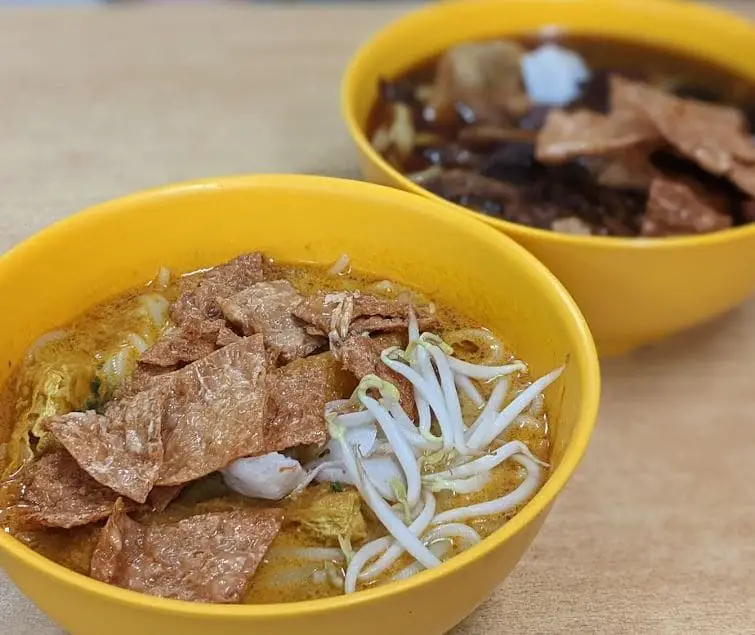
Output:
[
  {"xmin": 342, "ymin": 0, "xmax": 755, "ymax": 356},
  {"xmin": 0, "ymin": 176, "xmax": 599, "ymax": 635}
]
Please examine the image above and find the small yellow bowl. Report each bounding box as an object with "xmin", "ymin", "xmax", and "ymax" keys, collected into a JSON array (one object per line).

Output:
[
  {"xmin": 0, "ymin": 176, "xmax": 600, "ymax": 635},
  {"xmin": 0, "ymin": 176, "xmax": 598, "ymax": 634},
  {"xmin": 342, "ymin": 0, "xmax": 755, "ymax": 356}
]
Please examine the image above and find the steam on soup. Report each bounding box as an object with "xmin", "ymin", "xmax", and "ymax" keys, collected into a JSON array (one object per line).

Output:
[
  {"xmin": 369, "ymin": 36, "xmax": 755, "ymax": 237},
  {"xmin": 0, "ymin": 253, "xmax": 562, "ymax": 604}
]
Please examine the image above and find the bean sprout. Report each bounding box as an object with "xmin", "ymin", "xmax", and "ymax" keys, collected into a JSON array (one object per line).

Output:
[
  {"xmin": 357, "ymin": 378, "xmax": 422, "ymax": 508},
  {"xmin": 381, "ymin": 348, "xmax": 458, "ymax": 452},
  {"xmin": 388, "ymin": 404, "xmax": 442, "ymax": 452},
  {"xmin": 467, "ymin": 366, "xmax": 565, "ymax": 451},
  {"xmin": 313, "ymin": 457, "xmax": 400, "ymax": 502},
  {"xmin": 431, "ymin": 454, "xmax": 543, "ymax": 525},
  {"xmin": 454, "ymin": 374, "xmax": 485, "ymax": 409},
  {"xmin": 408, "ymin": 307, "xmax": 434, "ymax": 436},
  {"xmin": 447, "ymin": 357, "xmax": 527, "ymax": 380},
  {"xmin": 293, "ymin": 460, "xmax": 345, "ymax": 494},
  {"xmin": 420, "ymin": 339, "xmax": 469, "ymax": 454},
  {"xmin": 317, "ymin": 313, "xmax": 566, "ymax": 593},
  {"xmin": 330, "ymin": 420, "xmax": 441, "ymax": 570},
  {"xmin": 464, "ymin": 378, "xmax": 509, "ymax": 442},
  {"xmin": 430, "ymin": 441, "xmax": 546, "ymax": 481},
  {"xmin": 267, "ymin": 547, "xmax": 346, "ymax": 563},
  {"xmin": 138, "ymin": 294, "xmax": 170, "ymax": 326},
  {"xmin": 360, "ymin": 490, "xmax": 436, "ymax": 582},
  {"xmin": 424, "ymin": 471, "xmax": 491, "ymax": 494}
]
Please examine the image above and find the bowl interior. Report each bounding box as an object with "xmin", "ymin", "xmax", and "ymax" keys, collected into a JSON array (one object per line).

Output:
[{"xmin": 0, "ymin": 175, "xmax": 599, "ymax": 619}]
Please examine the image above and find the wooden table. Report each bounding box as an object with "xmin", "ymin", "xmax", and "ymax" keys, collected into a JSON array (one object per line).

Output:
[{"xmin": 1, "ymin": 3, "xmax": 754, "ymax": 633}]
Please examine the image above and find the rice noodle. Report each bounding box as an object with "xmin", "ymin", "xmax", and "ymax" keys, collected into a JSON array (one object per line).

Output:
[
  {"xmin": 327, "ymin": 253, "xmax": 351, "ymax": 276},
  {"xmin": 312, "ymin": 457, "xmax": 400, "ymax": 502},
  {"xmin": 127, "ymin": 333, "xmax": 149, "ymax": 353},
  {"xmin": 258, "ymin": 563, "xmax": 321, "ymax": 587},
  {"xmin": 138, "ymin": 294, "xmax": 170, "ymax": 326},
  {"xmin": 267, "ymin": 547, "xmax": 345, "ymax": 563},
  {"xmin": 529, "ymin": 393, "xmax": 545, "ymax": 418},
  {"xmin": 25, "ymin": 330, "xmax": 68, "ymax": 357},
  {"xmin": 444, "ymin": 328, "xmax": 506, "ymax": 366},
  {"xmin": 325, "ymin": 562, "xmax": 345, "ymax": 590},
  {"xmin": 423, "ymin": 523, "xmax": 482, "ymax": 549},
  {"xmin": 102, "ymin": 347, "xmax": 131, "ymax": 384},
  {"xmin": 431, "ymin": 454, "xmax": 543, "ymax": 524}
]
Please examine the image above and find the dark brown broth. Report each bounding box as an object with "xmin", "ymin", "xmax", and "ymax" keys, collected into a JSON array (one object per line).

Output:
[{"xmin": 369, "ymin": 35, "xmax": 755, "ymax": 235}]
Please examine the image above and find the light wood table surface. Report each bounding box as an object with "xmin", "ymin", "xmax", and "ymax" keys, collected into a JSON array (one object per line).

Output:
[{"xmin": 1, "ymin": 3, "xmax": 753, "ymax": 633}]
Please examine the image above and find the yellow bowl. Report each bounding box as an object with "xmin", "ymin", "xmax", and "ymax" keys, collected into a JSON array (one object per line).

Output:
[
  {"xmin": 342, "ymin": 0, "xmax": 755, "ymax": 356},
  {"xmin": 0, "ymin": 175, "xmax": 599, "ymax": 635}
]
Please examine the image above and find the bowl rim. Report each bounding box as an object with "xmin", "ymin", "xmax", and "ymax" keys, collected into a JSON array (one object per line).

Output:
[
  {"xmin": 340, "ymin": 0, "xmax": 755, "ymax": 251},
  {"xmin": 0, "ymin": 174, "xmax": 600, "ymax": 619}
]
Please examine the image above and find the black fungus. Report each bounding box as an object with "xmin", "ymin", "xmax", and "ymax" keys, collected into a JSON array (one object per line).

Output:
[
  {"xmin": 672, "ymin": 83, "xmax": 720, "ymax": 103},
  {"xmin": 378, "ymin": 78, "xmax": 417, "ymax": 105}
]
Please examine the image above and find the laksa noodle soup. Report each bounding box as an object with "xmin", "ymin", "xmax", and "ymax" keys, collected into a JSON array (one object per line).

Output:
[
  {"xmin": 0, "ymin": 252, "xmax": 562, "ymax": 604},
  {"xmin": 368, "ymin": 36, "xmax": 755, "ymax": 237}
]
